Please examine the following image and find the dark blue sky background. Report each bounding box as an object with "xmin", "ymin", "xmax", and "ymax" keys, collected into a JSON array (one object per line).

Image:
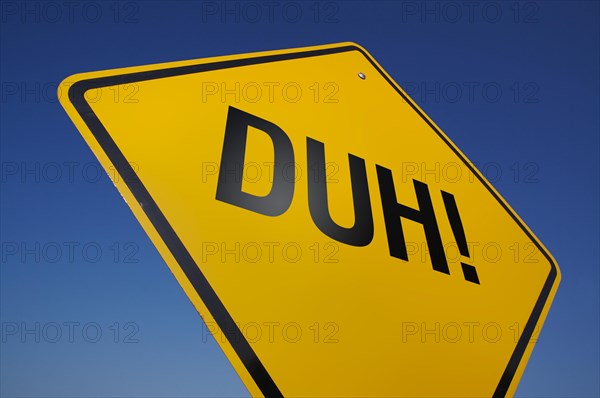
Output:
[{"xmin": 1, "ymin": 1, "xmax": 598, "ymax": 397}]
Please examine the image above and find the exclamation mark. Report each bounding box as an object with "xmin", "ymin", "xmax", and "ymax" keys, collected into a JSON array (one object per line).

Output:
[{"xmin": 441, "ymin": 191, "xmax": 480, "ymax": 285}]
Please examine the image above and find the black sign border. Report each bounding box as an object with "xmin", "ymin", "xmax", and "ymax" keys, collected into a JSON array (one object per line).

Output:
[{"xmin": 67, "ymin": 44, "xmax": 558, "ymax": 398}]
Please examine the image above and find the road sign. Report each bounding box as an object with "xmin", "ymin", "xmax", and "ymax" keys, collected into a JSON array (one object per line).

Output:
[{"xmin": 59, "ymin": 42, "xmax": 560, "ymax": 397}]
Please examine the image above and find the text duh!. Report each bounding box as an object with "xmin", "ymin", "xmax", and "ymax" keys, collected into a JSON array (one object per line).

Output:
[{"xmin": 216, "ymin": 107, "xmax": 479, "ymax": 284}]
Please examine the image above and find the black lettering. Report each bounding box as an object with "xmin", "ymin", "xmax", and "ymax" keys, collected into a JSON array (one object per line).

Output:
[
  {"xmin": 216, "ymin": 107, "xmax": 294, "ymax": 216},
  {"xmin": 307, "ymin": 138, "xmax": 374, "ymax": 246},
  {"xmin": 376, "ymin": 165, "xmax": 449, "ymax": 274}
]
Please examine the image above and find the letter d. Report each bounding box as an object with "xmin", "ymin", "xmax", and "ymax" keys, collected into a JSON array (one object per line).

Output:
[{"xmin": 216, "ymin": 106, "xmax": 294, "ymax": 216}]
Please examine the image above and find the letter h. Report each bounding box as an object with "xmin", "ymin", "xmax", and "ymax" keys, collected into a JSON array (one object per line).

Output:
[{"xmin": 376, "ymin": 165, "xmax": 449, "ymax": 274}]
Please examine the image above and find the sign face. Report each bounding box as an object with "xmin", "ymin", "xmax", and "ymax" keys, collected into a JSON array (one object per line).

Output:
[{"xmin": 60, "ymin": 43, "xmax": 560, "ymax": 397}]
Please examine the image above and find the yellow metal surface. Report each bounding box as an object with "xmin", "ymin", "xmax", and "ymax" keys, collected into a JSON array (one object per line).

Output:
[{"xmin": 59, "ymin": 42, "xmax": 560, "ymax": 397}]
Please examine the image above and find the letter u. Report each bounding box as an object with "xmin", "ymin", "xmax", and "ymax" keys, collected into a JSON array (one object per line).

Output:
[{"xmin": 306, "ymin": 137, "xmax": 374, "ymax": 246}]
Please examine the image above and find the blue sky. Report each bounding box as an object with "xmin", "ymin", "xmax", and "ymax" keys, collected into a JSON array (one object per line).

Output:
[{"xmin": 1, "ymin": 1, "xmax": 598, "ymax": 397}]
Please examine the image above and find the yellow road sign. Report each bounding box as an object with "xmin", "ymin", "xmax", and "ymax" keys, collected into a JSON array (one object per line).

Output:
[{"xmin": 59, "ymin": 42, "xmax": 560, "ymax": 397}]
